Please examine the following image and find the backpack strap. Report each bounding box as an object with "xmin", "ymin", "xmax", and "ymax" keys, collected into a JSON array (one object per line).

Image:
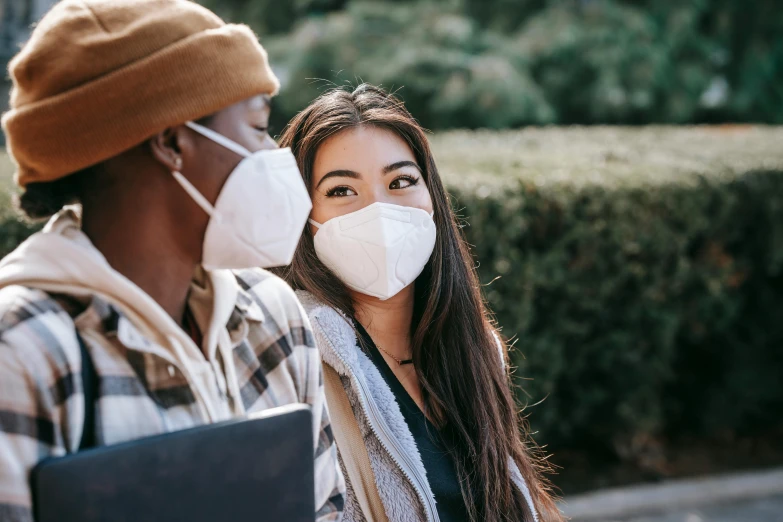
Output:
[
  {"xmin": 322, "ymin": 364, "xmax": 389, "ymax": 522},
  {"xmin": 77, "ymin": 331, "xmax": 98, "ymax": 451}
]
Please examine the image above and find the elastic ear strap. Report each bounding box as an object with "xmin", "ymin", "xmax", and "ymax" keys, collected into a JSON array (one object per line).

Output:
[
  {"xmin": 308, "ymin": 218, "xmax": 322, "ymax": 229},
  {"xmin": 172, "ymin": 171, "xmax": 217, "ymax": 218},
  {"xmin": 185, "ymin": 121, "xmax": 252, "ymax": 158}
]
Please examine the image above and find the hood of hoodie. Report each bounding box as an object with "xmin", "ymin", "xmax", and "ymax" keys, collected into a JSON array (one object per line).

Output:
[{"xmin": 0, "ymin": 207, "xmax": 241, "ymax": 422}]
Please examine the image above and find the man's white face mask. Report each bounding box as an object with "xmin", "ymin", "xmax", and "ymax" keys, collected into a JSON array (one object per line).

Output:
[{"xmin": 171, "ymin": 121, "xmax": 312, "ymax": 270}]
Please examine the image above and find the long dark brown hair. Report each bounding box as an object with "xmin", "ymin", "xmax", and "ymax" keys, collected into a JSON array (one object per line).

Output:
[{"xmin": 277, "ymin": 84, "xmax": 562, "ymax": 522}]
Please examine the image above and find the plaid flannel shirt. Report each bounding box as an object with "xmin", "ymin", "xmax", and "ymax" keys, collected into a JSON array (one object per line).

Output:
[{"xmin": 0, "ymin": 268, "xmax": 344, "ymax": 521}]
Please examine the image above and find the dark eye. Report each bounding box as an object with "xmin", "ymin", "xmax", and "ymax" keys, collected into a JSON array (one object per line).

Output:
[
  {"xmin": 253, "ymin": 125, "xmax": 269, "ymax": 134},
  {"xmin": 325, "ymin": 186, "xmax": 357, "ymax": 198},
  {"xmin": 390, "ymin": 175, "xmax": 419, "ymax": 190}
]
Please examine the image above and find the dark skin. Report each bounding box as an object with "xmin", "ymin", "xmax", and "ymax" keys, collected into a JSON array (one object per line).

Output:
[{"xmin": 79, "ymin": 95, "xmax": 276, "ymax": 329}]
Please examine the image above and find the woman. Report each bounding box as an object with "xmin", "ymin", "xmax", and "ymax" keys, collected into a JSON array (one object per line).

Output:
[
  {"xmin": 0, "ymin": 1, "xmax": 343, "ymax": 520},
  {"xmin": 278, "ymin": 84, "xmax": 562, "ymax": 522}
]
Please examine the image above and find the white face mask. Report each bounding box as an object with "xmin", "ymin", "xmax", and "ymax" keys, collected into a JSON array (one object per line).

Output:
[
  {"xmin": 310, "ymin": 202, "xmax": 436, "ymax": 300},
  {"xmin": 172, "ymin": 121, "xmax": 312, "ymax": 270}
]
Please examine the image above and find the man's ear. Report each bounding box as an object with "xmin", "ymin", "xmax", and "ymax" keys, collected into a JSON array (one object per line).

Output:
[{"xmin": 150, "ymin": 125, "xmax": 197, "ymax": 172}]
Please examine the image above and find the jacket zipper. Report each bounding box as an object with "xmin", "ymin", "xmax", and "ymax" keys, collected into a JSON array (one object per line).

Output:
[{"xmin": 314, "ymin": 317, "xmax": 440, "ymax": 522}]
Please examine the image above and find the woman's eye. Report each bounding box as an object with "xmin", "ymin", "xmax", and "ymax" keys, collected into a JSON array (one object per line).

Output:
[
  {"xmin": 253, "ymin": 125, "xmax": 269, "ymax": 134},
  {"xmin": 390, "ymin": 175, "xmax": 419, "ymax": 190},
  {"xmin": 325, "ymin": 186, "xmax": 357, "ymax": 198}
]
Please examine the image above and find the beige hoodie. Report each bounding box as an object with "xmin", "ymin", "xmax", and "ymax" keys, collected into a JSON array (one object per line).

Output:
[{"xmin": 0, "ymin": 207, "xmax": 347, "ymax": 520}]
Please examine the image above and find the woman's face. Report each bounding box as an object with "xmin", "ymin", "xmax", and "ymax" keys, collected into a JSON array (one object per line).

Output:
[{"xmin": 309, "ymin": 126, "xmax": 433, "ymax": 227}]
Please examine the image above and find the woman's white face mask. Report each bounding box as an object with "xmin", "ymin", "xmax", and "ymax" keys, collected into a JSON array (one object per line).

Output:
[
  {"xmin": 310, "ymin": 202, "xmax": 436, "ymax": 300},
  {"xmin": 171, "ymin": 121, "xmax": 312, "ymax": 270}
]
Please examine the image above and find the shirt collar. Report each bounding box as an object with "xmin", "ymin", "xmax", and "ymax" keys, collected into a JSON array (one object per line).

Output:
[
  {"xmin": 231, "ymin": 282, "xmax": 265, "ymax": 324},
  {"xmin": 77, "ymin": 276, "xmax": 265, "ymax": 352}
]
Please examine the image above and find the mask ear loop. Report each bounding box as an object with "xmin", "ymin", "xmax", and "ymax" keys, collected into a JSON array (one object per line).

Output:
[
  {"xmin": 172, "ymin": 170, "xmax": 220, "ymax": 221},
  {"xmin": 174, "ymin": 121, "xmax": 253, "ymax": 222},
  {"xmin": 185, "ymin": 121, "xmax": 252, "ymax": 158}
]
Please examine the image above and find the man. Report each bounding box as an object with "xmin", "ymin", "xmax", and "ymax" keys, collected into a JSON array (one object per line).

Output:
[{"xmin": 0, "ymin": 1, "xmax": 344, "ymax": 520}]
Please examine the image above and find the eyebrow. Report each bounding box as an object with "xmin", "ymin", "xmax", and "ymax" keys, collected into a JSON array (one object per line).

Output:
[
  {"xmin": 316, "ymin": 161, "xmax": 422, "ymax": 189},
  {"xmin": 316, "ymin": 169, "xmax": 361, "ymax": 188},
  {"xmin": 383, "ymin": 161, "xmax": 420, "ymax": 174}
]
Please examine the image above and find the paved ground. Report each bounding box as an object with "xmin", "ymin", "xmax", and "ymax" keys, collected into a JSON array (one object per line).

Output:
[
  {"xmin": 615, "ymin": 494, "xmax": 783, "ymax": 522},
  {"xmin": 562, "ymin": 469, "xmax": 783, "ymax": 522}
]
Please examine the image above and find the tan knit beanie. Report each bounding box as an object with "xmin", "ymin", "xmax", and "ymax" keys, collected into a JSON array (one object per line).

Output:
[{"xmin": 2, "ymin": 0, "xmax": 280, "ymax": 187}]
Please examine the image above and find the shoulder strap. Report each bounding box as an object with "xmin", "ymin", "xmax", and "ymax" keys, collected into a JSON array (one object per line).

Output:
[
  {"xmin": 77, "ymin": 331, "xmax": 98, "ymax": 451},
  {"xmin": 322, "ymin": 364, "xmax": 389, "ymax": 522}
]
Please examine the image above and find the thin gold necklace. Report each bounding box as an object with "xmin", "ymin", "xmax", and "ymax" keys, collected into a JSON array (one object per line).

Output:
[{"xmin": 377, "ymin": 344, "xmax": 414, "ymax": 366}]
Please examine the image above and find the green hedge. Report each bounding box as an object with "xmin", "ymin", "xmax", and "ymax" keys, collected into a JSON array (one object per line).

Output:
[
  {"xmin": 434, "ymin": 126, "xmax": 783, "ymax": 455},
  {"xmin": 2, "ymin": 128, "xmax": 783, "ymax": 461}
]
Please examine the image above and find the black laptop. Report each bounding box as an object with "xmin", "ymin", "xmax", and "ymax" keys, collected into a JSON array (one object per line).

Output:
[{"xmin": 31, "ymin": 404, "xmax": 315, "ymax": 522}]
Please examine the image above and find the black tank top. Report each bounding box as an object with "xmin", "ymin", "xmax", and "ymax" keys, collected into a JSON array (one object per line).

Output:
[{"xmin": 355, "ymin": 322, "xmax": 470, "ymax": 522}]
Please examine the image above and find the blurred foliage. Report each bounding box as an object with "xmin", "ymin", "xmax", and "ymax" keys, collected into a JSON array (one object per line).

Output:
[
  {"xmin": 518, "ymin": 2, "xmax": 716, "ymax": 124},
  {"xmin": 262, "ymin": 1, "xmax": 554, "ymax": 132},
  {"xmin": 197, "ymin": 0, "xmax": 348, "ymax": 35},
  {"xmin": 3, "ymin": 128, "xmax": 783, "ymax": 463},
  {"xmin": 0, "ymin": 152, "xmax": 40, "ymax": 256},
  {"xmin": 199, "ymin": 0, "xmax": 783, "ymax": 130},
  {"xmin": 626, "ymin": 0, "xmax": 783, "ymax": 124}
]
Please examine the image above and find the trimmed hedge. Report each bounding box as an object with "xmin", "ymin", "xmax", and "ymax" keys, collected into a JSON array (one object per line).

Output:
[
  {"xmin": 434, "ymin": 126, "xmax": 783, "ymax": 456},
  {"xmin": 1, "ymin": 127, "xmax": 782, "ymax": 461}
]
